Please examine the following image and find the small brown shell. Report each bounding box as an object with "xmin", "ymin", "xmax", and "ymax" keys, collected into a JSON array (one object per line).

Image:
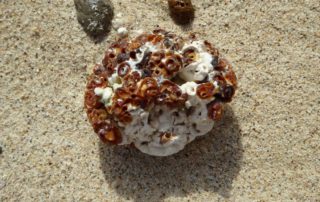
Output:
[
  {"xmin": 196, "ymin": 82, "xmax": 215, "ymax": 99},
  {"xmin": 98, "ymin": 124, "xmax": 122, "ymax": 144},
  {"xmin": 207, "ymin": 101, "xmax": 223, "ymax": 121},
  {"xmin": 138, "ymin": 77, "xmax": 159, "ymax": 98},
  {"xmin": 123, "ymin": 71, "xmax": 141, "ymax": 92},
  {"xmin": 157, "ymin": 80, "xmax": 187, "ymax": 107},
  {"xmin": 164, "ymin": 54, "xmax": 182, "ymax": 74},
  {"xmin": 160, "ymin": 132, "xmax": 175, "ymax": 144},
  {"xmin": 112, "ymin": 100, "xmax": 133, "ymax": 124},
  {"xmin": 84, "ymin": 90, "xmax": 104, "ymax": 109},
  {"xmin": 117, "ymin": 62, "xmax": 131, "ymax": 77},
  {"xmin": 220, "ymin": 85, "xmax": 236, "ymax": 103}
]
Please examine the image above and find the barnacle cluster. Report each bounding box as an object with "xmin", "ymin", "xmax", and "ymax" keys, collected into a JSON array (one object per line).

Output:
[{"xmin": 84, "ymin": 29, "xmax": 237, "ymax": 156}]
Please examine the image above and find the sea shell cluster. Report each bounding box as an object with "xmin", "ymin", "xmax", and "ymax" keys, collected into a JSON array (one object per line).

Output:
[{"xmin": 84, "ymin": 29, "xmax": 237, "ymax": 156}]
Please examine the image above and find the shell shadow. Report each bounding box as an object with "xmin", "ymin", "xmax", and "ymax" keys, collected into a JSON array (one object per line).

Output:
[{"xmin": 99, "ymin": 105, "xmax": 243, "ymax": 201}]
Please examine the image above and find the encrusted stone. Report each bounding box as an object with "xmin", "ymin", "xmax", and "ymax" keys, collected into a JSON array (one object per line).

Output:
[{"xmin": 84, "ymin": 29, "xmax": 237, "ymax": 156}]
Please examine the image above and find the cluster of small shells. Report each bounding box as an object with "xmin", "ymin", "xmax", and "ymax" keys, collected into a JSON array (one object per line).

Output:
[{"xmin": 85, "ymin": 29, "xmax": 237, "ymax": 156}]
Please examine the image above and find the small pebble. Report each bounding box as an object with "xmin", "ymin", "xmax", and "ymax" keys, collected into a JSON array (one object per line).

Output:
[
  {"xmin": 168, "ymin": 0, "xmax": 195, "ymax": 25},
  {"xmin": 74, "ymin": 0, "xmax": 114, "ymax": 38}
]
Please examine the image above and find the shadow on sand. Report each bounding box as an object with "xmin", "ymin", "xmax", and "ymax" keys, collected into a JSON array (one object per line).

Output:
[{"xmin": 99, "ymin": 106, "xmax": 243, "ymax": 201}]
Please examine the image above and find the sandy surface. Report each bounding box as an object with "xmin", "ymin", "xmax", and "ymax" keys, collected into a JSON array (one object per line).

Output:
[{"xmin": 1, "ymin": 0, "xmax": 319, "ymax": 201}]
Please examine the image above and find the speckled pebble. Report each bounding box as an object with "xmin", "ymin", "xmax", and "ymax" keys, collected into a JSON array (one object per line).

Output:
[{"xmin": 74, "ymin": 0, "xmax": 113, "ymax": 37}]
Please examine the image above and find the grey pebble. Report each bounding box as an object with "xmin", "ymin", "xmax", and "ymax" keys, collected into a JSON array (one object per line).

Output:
[{"xmin": 74, "ymin": 0, "xmax": 113, "ymax": 38}]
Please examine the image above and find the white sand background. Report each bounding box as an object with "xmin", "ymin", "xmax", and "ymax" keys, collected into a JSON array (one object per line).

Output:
[{"xmin": 0, "ymin": 0, "xmax": 319, "ymax": 201}]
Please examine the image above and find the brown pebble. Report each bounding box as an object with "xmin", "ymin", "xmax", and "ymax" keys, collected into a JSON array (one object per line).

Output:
[{"xmin": 168, "ymin": 0, "xmax": 195, "ymax": 25}]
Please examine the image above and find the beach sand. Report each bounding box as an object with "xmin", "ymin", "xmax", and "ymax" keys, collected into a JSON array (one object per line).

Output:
[{"xmin": 0, "ymin": 0, "xmax": 319, "ymax": 201}]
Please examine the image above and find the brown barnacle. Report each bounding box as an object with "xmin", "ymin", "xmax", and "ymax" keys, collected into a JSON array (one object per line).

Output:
[
  {"xmin": 160, "ymin": 132, "xmax": 175, "ymax": 144},
  {"xmin": 112, "ymin": 100, "xmax": 133, "ymax": 123},
  {"xmin": 84, "ymin": 90, "xmax": 104, "ymax": 109},
  {"xmin": 136, "ymin": 51, "xmax": 152, "ymax": 69},
  {"xmin": 102, "ymin": 49, "xmax": 116, "ymax": 66},
  {"xmin": 225, "ymin": 69, "xmax": 238, "ymax": 87},
  {"xmin": 87, "ymin": 108, "xmax": 109, "ymax": 125},
  {"xmin": 102, "ymin": 50, "xmax": 118, "ymax": 76},
  {"xmin": 196, "ymin": 82, "xmax": 215, "ymax": 99},
  {"xmin": 171, "ymin": 37, "xmax": 185, "ymax": 51},
  {"xmin": 182, "ymin": 48, "xmax": 198, "ymax": 65},
  {"xmin": 93, "ymin": 64, "xmax": 106, "ymax": 76},
  {"xmin": 128, "ymin": 40, "xmax": 142, "ymax": 51},
  {"xmin": 115, "ymin": 87, "xmax": 132, "ymax": 101},
  {"xmin": 114, "ymin": 87, "xmax": 143, "ymax": 108},
  {"xmin": 123, "ymin": 71, "xmax": 141, "ymax": 92},
  {"xmin": 214, "ymin": 58, "xmax": 229, "ymax": 71},
  {"xmin": 147, "ymin": 34, "xmax": 156, "ymax": 42},
  {"xmin": 118, "ymin": 38, "xmax": 129, "ymax": 50},
  {"xmin": 98, "ymin": 124, "xmax": 122, "ymax": 144},
  {"xmin": 207, "ymin": 101, "xmax": 223, "ymax": 121},
  {"xmin": 204, "ymin": 40, "xmax": 220, "ymax": 57},
  {"xmin": 128, "ymin": 93, "xmax": 144, "ymax": 107},
  {"xmin": 221, "ymin": 85, "xmax": 235, "ymax": 103},
  {"xmin": 157, "ymin": 80, "xmax": 187, "ymax": 107},
  {"xmin": 111, "ymin": 38, "xmax": 129, "ymax": 52},
  {"xmin": 86, "ymin": 74, "xmax": 108, "ymax": 89},
  {"xmin": 152, "ymin": 35, "xmax": 164, "ymax": 44},
  {"xmin": 117, "ymin": 110, "xmax": 133, "ymax": 123},
  {"xmin": 117, "ymin": 62, "xmax": 131, "ymax": 77},
  {"xmin": 138, "ymin": 77, "xmax": 159, "ymax": 98},
  {"xmin": 116, "ymin": 53, "xmax": 129, "ymax": 63},
  {"xmin": 152, "ymin": 65, "xmax": 168, "ymax": 77},
  {"xmin": 150, "ymin": 51, "xmax": 165, "ymax": 64},
  {"xmin": 164, "ymin": 55, "xmax": 182, "ymax": 73},
  {"xmin": 212, "ymin": 73, "xmax": 227, "ymax": 87}
]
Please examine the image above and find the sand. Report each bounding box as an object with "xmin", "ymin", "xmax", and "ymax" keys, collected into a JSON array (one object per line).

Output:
[{"xmin": 0, "ymin": 0, "xmax": 319, "ymax": 201}]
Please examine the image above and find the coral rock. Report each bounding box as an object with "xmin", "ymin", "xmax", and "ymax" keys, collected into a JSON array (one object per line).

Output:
[{"xmin": 84, "ymin": 29, "xmax": 237, "ymax": 156}]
